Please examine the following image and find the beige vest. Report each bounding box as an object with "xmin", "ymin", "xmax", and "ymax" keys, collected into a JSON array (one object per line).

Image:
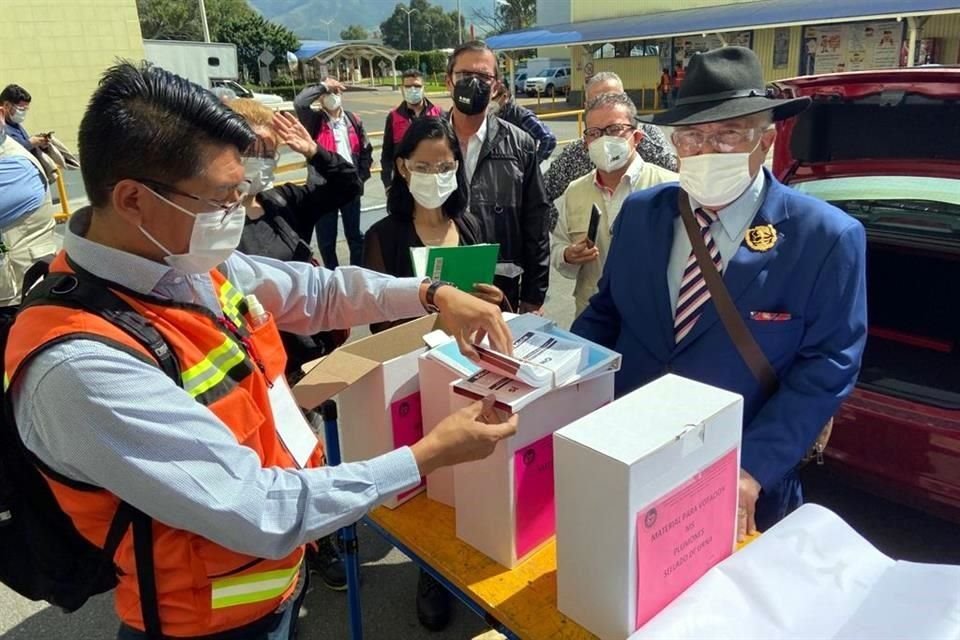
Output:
[
  {"xmin": 563, "ymin": 161, "xmax": 678, "ymax": 316},
  {"xmin": 0, "ymin": 138, "xmax": 59, "ymax": 306}
]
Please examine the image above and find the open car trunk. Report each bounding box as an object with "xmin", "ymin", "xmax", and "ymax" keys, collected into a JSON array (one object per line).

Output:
[{"xmin": 860, "ymin": 242, "xmax": 960, "ymax": 409}]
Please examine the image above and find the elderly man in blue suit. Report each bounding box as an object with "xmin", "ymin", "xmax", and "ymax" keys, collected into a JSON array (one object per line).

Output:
[{"xmin": 572, "ymin": 47, "xmax": 867, "ymax": 540}]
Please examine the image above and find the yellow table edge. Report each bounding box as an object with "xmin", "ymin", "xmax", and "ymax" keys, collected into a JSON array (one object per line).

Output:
[{"xmin": 367, "ymin": 493, "xmax": 759, "ymax": 640}]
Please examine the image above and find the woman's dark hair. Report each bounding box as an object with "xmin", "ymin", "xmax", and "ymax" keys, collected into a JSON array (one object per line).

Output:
[{"xmin": 387, "ymin": 117, "xmax": 469, "ymax": 222}]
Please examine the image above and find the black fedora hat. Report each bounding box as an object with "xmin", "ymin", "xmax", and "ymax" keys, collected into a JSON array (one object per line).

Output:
[{"xmin": 640, "ymin": 46, "xmax": 810, "ymax": 126}]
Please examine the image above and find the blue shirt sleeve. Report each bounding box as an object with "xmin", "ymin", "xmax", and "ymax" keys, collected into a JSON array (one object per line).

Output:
[{"xmin": 0, "ymin": 155, "xmax": 46, "ymax": 230}]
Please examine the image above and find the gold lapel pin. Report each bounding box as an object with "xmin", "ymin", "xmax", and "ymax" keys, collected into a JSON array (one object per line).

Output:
[{"xmin": 745, "ymin": 224, "xmax": 777, "ymax": 252}]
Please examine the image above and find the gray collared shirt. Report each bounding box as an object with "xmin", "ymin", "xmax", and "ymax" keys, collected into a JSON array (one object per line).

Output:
[
  {"xmin": 667, "ymin": 170, "xmax": 768, "ymax": 315},
  {"xmin": 11, "ymin": 209, "xmax": 425, "ymax": 560}
]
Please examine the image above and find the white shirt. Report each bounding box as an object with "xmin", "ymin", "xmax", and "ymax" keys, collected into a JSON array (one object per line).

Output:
[
  {"xmin": 329, "ymin": 111, "xmax": 354, "ymax": 165},
  {"xmin": 463, "ymin": 116, "xmax": 488, "ymax": 184}
]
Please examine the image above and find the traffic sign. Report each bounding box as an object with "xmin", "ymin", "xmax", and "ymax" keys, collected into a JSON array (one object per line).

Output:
[{"xmin": 258, "ymin": 50, "xmax": 276, "ymax": 66}]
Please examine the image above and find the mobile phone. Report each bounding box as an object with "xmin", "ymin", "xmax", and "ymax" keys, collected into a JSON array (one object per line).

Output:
[{"xmin": 586, "ymin": 204, "xmax": 601, "ymax": 245}]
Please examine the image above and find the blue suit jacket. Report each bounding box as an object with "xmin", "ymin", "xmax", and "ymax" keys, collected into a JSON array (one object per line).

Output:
[{"xmin": 572, "ymin": 171, "xmax": 867, "ymax": 495}]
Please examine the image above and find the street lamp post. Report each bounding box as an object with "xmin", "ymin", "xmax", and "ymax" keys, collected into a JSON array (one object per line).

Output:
[
  {"xmin": 318, "ymin": 18, "xmax": 334, "ymax": 41},
  {"xmin": 457, "ymin": 0, "xmax": 463, "ymax": 44},
  {"xmin": 198, "ymin": 0, "xmax": 211, "ymax": 42},
  {"xmin": 400, "ymin": 6, "xmax": 418, "ymax": 52}
]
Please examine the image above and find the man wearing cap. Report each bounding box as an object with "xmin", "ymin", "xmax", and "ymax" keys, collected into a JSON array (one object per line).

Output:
[{"xmin": 572, "ymin": 47, "xmax": 867, "ymax": 539}]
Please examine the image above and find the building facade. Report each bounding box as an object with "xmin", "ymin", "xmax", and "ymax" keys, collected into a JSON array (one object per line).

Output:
[
  {"xmin": 494, "ymin": 1, "xmax": 960, "ymax": 108},
  {"xmin": 1, "ymin": 0, "xmax": 145, "ymax": 152}
]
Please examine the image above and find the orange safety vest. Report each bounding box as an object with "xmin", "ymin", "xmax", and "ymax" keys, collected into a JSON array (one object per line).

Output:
[{"xmin": 5, "ymin": 251, "xmax": 325, "ymax": 637}]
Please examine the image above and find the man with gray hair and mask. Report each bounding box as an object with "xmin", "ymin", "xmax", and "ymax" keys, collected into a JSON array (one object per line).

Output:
[
  {"xmin": 542, "ymin": 71, "xmax": 677, "ymax": 206},
  {"xmin": 573, "ymin": 47, "xmax": 866, "ymax": 545},
  {"xmin": 552, "ymin": 92, "xmax": 677, "ymax": 319}
]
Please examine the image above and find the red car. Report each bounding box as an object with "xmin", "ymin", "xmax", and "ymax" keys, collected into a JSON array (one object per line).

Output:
[{"xmin": 769, "ymin": 68, "xmax": 960, "ymax": 524}]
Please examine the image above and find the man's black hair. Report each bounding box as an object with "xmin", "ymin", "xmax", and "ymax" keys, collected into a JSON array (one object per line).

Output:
[
  {"xmin": 445, "ymin": 40, "xmax": 499, "ymax": 79},
  {"xmin": 78, "ymin": 61, "xmax": 256, "ymax": 208},
  {"xmin": 1, "ymin": 84, "xmax": 32, "ymax": 104},
  {"xmin": 402, "ymin": 69, "xmax": 423, "ymax": 80},
  {"xmin": 387, "ymin": 117, "xmax": 468, "ymax": 222}
]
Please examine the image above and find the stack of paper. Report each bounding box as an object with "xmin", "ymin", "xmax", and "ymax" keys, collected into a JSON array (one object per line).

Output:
[
  {"xmin": 630, "ymin": 503, "xmax": 960, "ymax": 640},
  {"xmin": 473, "ymin": 330, "xmax": 587, "ymax": 388}
]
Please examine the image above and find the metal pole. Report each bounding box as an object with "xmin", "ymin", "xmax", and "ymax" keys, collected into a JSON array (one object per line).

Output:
[
  {"xmin": 321, "ymin": 401, "xmax": 363, "ymax": 640},
  {"xmin": 198, "ymin": 0, "xmax": 211, "ymax": 42},
  {"xmin": 457, "ymin": 0, "xmax": 463, "ymax": 43},
  {"xmin": 400, "ymin": 7, "xmax": 417, "ymax": 51},
  {"xmin": 906, "ymin": 16, "xmax": 919, "ymax": 67}
]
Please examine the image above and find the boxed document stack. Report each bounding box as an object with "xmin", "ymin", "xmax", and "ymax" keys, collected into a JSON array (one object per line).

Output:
[
  {"xmin": 292, "ymin": 315, "xmax": 446, "ymax": 509},
  {"xmin": 553, "ymin": 374, "xmax": 743, "ymax": 640},
  {"xmin": 442, "ymin": 314, "xmax": 622, "ymax": 569}
]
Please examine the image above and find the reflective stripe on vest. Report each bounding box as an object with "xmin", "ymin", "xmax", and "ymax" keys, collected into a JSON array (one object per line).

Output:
[
  {"xmin": 218, "ymin": 279, "xmax": 245, "ymax": 329},
  {"xmin": 180, "ymin": 334, "xmax": 248, "ymax": 399},
  {"xmin": 211, "ymin": 561, "xmax": 301, "ymax": 610}
]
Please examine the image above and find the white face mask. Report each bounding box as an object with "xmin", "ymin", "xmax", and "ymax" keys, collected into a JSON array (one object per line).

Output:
[
  {"xmin": 679, "ymin": 142, "xmax": 759, "ymax": 208},
  {"xmin": 10, "ymin": 107, "xmax": 27, "ymax": 125},
  {"xmin": 141, "ymin": 188, "xmax": 246, "ymax": 274},
  {"xmin": 243, "ymin": 157, "xmax": 277, "ymax": 196},
  {"xmin": 588, "ymin": 135, "xmax": 633, "ymax": 173},
  {"xmin": 408, "ymin": 170, "xmax": 457, "ymax": 210},
  {"xmin": 403, "ymin": 87, "xmax": 424, "ymax": 104},
  {"xmin": 321, "ymin": 93, "xmax": 341, "ymax": 112}
]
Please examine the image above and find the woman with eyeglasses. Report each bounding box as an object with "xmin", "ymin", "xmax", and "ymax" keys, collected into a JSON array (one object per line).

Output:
[
  {"xmin": 363, "ymin": 117, "xmax": 505, "ymax": 333},
  {"xmin": 226, "ymin": 98, "xmax": 360, "ymax": 594}
]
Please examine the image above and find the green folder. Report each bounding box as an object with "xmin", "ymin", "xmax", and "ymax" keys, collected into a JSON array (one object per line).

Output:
[{"xmin": 409, "ymin": 243, "xmax": 500, "ymax": 292}]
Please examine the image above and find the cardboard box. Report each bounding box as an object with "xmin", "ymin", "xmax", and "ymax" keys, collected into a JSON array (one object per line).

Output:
[
  {"xmin": 450, "ymin": 353, "xmax": 618, "ymax": 568},
  {"xmin": 292, "ymin": 315, "xmax": 445, "ymax": 509},
  {"xmin": 554, "ymin": 374, "xmax": 743, "ymax": 640},
  {"xmin": 418, "ymin": 338, "xmax": 472, "ymax": 507}
]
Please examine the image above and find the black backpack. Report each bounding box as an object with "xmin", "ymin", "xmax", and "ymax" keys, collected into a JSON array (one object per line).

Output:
[{"xmin": 0, "ymin": 261, "xmax": 172, "ymax": 636}]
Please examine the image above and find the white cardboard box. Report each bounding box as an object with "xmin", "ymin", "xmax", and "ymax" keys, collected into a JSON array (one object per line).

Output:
[
  {"xmin": 451, "ymin": 369, "xmax": 617, "ymax": 569},
  {"xmin": 292, "ymin": 315, "xmax": 445, "ymax": 509},
  {"xmin": 418, "ymin": 341, "xmax": 471, "ymax": 507},
  {"xmin": 554, "ymin": 374, "xmax": 743, "ymax": 640}
]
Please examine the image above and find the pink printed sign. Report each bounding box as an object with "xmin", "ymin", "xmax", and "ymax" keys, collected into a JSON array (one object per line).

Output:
[
  {"xmin": 391, "ymin": 391, "xmax": 425, "ymax": 501},
  {"xmin": 513, "ymin": 434, "xmax": 555, "ymax": 558},
  {"xmin": 634, "ymin": 448, "xmax": 739, "ymax": 630}
]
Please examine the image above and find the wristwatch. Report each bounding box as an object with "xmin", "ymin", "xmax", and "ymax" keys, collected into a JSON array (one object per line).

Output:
[{"xmin": 424, "ymin": 280, "xmax": 454, "ymax": 313}]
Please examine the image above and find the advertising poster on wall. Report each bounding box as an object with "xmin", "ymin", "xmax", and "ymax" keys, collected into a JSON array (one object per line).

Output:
[
  {"xmin": 673, "ymin": 31, "xmax": 753, "ymax": 68},
  {"xmin": 773, "ymin": 27, "xmax": 791, "ymax": 68},
  {"xmin": 801, "ymin": 20, "xmax": 904, "ymax": 75}
]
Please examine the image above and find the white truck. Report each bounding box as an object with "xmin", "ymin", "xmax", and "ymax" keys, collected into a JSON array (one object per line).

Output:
[{"xmin": 143, "ymin": 40, "xmax": 283, "ymax": 105}]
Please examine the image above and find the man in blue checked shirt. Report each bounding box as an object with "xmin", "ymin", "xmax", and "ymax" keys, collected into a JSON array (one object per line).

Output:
[{"xmin": 492, "ymin": 87, "xmax": 558, "ymax": 162}]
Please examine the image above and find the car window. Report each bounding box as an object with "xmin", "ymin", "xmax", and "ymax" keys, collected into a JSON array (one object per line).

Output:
[
  {"xmin": 556, "ymin": 69, "xmax": 565, "ymax": 77},
  {"xmin": 541, "ymin": 68, "xmax": 556, "ymax": 76},
  {"xmin": 793, "ymin": 176, "xmax": 960, "ymax": 242}
]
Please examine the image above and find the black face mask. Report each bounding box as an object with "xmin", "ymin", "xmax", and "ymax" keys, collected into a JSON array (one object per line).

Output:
[{"xmin": 453, "ymin": 77, "xmax": 491, "ymax": 116}]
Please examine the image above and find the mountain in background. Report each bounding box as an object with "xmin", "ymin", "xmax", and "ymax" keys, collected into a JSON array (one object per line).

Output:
[{"xmin": 249, "ymin": 0, "xmax": 491, "ymax": 42}]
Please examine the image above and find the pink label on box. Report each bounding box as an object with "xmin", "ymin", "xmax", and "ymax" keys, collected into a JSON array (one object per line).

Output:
[
  {"xmin": 391, "ymin": 392, "xmax": 425, "ymax": 501},
  {"xmin": 634, "ymin": 447, "xmax": 739, "ymax": 630},
  {"xmin": 513, "ymin": 434, "xmax": 555, "ymax": 558}
]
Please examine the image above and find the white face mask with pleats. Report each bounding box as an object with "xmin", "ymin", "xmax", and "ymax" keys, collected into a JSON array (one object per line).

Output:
[
  {"xmin": 408, "ymin": 170, "xmax": 457, "ymax": 209},
  {"xmin": 140, "ymin": 188, "xmax": 245, "ymax": 273},
  {"xmin": 679, "ymin": 140, "xmax": 761, "ymax": 208}
]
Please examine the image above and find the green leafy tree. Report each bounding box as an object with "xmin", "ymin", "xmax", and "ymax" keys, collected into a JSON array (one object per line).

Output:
[
  {"xmin": 137, "ymin": 0, "xmax": 300, "ymax": 83},
  {"xmin": 380, "ymin": 0, "xmax": 462, "ymax": 51},
  {"xmin": 473, "ymin": 0, "xmax": 535, "ymax": 36},
  {"xmin": 340, "ymin": 24, "xmax": 369, "ymax": 41}
]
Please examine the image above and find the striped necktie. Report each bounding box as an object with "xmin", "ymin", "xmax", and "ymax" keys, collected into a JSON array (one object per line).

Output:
[{"xmin": 675, "ymin": 208, "xmax": 722, "ymax": 343}]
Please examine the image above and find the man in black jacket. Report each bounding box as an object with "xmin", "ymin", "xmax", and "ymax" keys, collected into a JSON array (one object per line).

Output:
[
  {"xmin": 446, "ymin": 41, "xmax": 551, "ymax": 314},
  {"xmin": 293, "ymin": 79, "xmax": 373, "ymax": 267}
]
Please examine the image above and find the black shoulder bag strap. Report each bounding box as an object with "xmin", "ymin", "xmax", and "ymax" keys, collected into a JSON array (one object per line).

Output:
[
  {"xmin": 22, "ymin": 271, "xmax": 176, "ymax": 638},
  {"xmin": 677, "ymin": 191, "xmax": 779, "ymax": 397},
  {"xmin": 677, "ymin": 191, "xmax": 833, "ymax": 465}
]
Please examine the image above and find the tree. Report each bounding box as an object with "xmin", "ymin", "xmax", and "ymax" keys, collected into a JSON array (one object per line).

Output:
[
  {"xmin": 473, "ymin": 0, "xmax": 536, "ymax": 36},
  {"xmin": 380, "ymin": 0, "xmax": 463, "ymax": 51},
  {"xmin": 136, "ymin": 0, "xmax": 300, "ymax": 83},
  {"xmin": 340, "ymin": 25, "xmax": 369, "ymax": 41}
]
